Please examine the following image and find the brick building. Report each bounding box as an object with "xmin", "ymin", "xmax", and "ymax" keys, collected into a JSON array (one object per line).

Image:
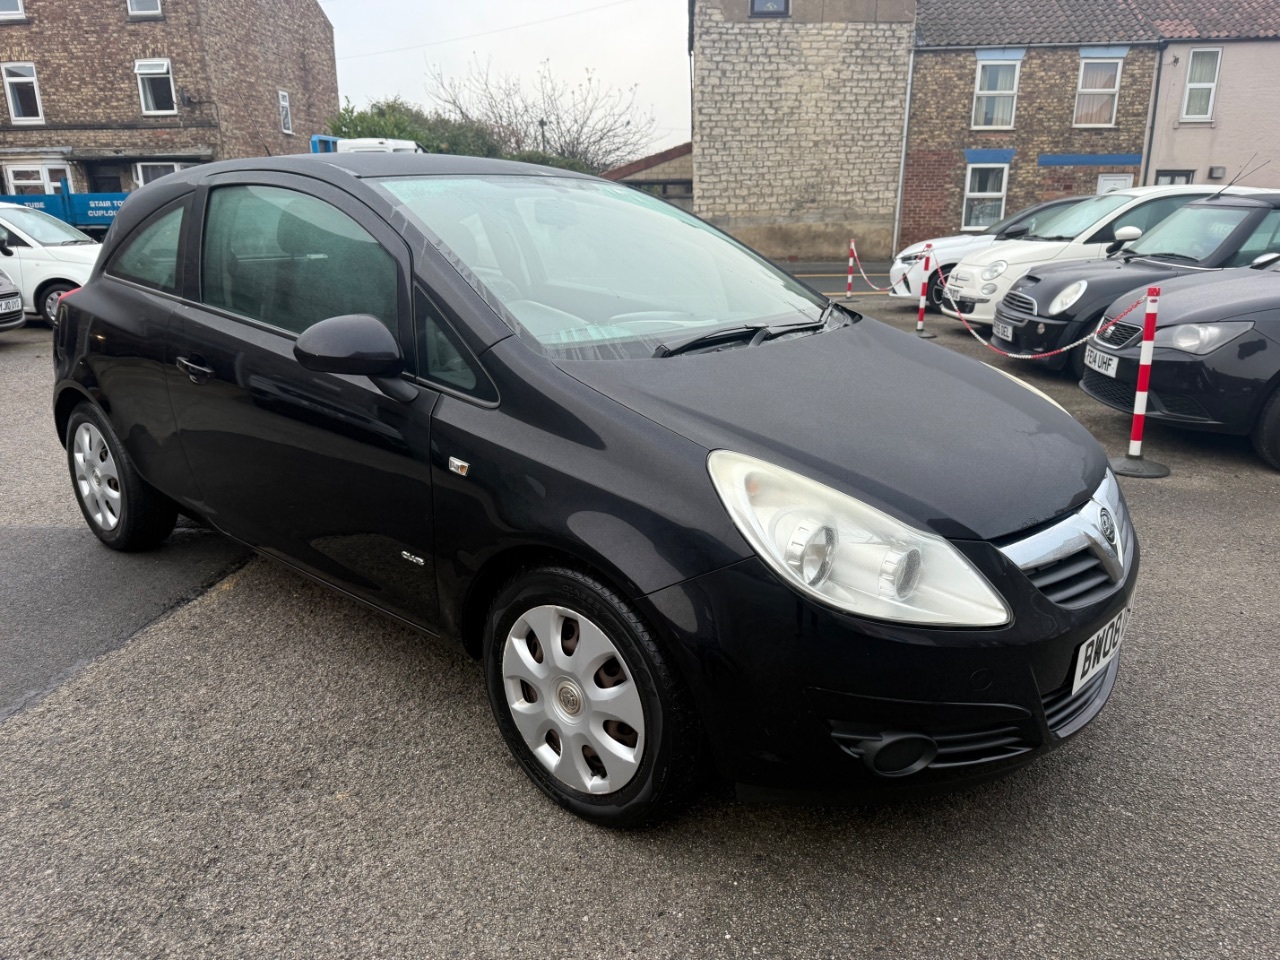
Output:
[
  {"xmin": 0, "ymin": 0, "xmax": 336, "ymax": 196},
  {"xmin": 691, "ymin": 0, "xmax": 916, "ymax": 261},
  {"xmin": 601, "ymin": 142, "xmax": 694, "ymax": 212}
]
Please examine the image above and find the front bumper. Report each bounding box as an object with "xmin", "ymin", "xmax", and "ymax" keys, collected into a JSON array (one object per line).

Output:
[
  {"xmin": 1079, "ymin": 333, "xmax": 1277, "ymax": 434},
  {"xmin": 940, "ymin": 273, "xmax": 1007, "ymax": 324},
  {"xmin": 0, "ymin": 308, "xmax": 25, "ymax": 332},
  {"xmin": 888, "ymin": 260, "xmax": 922, "ymax": 300},
  {"xmin": 990, "ymin": 300, "xmax": 1080, "ymax": 370},
  {"xmin": 645, "ymin": 516, "xmax": 1139, "ymax": 800}
]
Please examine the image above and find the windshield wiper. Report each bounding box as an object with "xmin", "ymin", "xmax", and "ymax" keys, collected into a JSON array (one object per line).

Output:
[
  {"xmin": 653, "ymin": 318, "xmax": 828, "ymax": 358},
  {"xmin": 1030, "ymin": 235, "xmax": 1076, "ymax": 242},
  {"xmin": 1132, "ymin": 251, "xmax": 1198, "ymax": 262}
]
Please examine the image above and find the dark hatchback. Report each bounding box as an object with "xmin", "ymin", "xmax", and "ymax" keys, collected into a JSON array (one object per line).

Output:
[
  {"xmin": 53, "ymin": 154, "xmax": 1139, "ymax": 825},
  {"xmin": 992, "ymin": 194, "xmax": 1280, "ymax": 375},
  {"xmin": 1081, "ymin": 261, "xmax": 1280, "ymax": 468}
]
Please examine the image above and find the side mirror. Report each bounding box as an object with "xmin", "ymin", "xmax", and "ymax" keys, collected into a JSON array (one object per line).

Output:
[
  {"xmin": 1251, "ymin": 252, "xmax": 1280, "ymax": 270},
  {"xmin": 1106, "ymin": 224, "xmax": 1143, "ymax": 255},
  {"xmin": 0, "ymin": 228, "xmax": 12, "ymax": 257},
  {"xmin": 1000, "ymin": 223, "xmax": 1029, "ymax": 239},
  {"xmin": 294, "ymin": 314, "xmax": 417, "ymax": 401}
]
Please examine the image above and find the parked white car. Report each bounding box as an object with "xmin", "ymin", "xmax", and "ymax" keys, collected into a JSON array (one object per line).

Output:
[
  {"xmin": 890, "ymin": 196, "xmax": 1087, "ymax": 310},
  {"xmin": 0, "ymin": 202, "xmax": 101, "ymax": 325},
  {"xmin": 940, "ymin": 185, "xmax": 1270, "ymax": 325}
]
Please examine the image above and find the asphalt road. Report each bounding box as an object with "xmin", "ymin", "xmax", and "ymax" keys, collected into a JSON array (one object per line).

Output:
[{"xmin": 2, "ymin": 305, "xmax": 1279, "ymax": 959}]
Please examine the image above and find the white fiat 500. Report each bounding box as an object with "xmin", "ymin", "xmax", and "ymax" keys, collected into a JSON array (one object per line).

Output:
[
  {"xmin": 0, "ymin": 202, "xmax": 101, "ymax": 326},
  {"xmin": 889, "ymin": 196, "xmax": 1086, "ymax": 311},
  {"xmin": 941, "ymin": 185, "xmax": 1270, "ymax": 325}
]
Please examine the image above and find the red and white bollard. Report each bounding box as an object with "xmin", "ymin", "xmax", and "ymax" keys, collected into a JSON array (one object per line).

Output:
[
  {"xmin": 847, "ymin": 240, "xmax": 855, "ymax": 299},
  {"xmin": 1110, "ymin": 285, "xmax": 1170, "ymax": 478},
  {"xmin": 915, "ymin": 243, "xmax": 936, "ymax": 339}
]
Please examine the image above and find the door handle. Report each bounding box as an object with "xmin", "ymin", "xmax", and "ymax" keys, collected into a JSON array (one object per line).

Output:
[{"xmin": 176, "ymin": 356, "xmax": 215, "ymax": 383}]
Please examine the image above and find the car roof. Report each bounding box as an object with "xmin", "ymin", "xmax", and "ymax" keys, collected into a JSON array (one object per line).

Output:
[
  {"xmin": 162, "ymin": 152, "xmax": 596, "ymax": 184},
  {"xmin": 1184, "ymin": 192, "xmax": 1280, "ymax": 208},
  {"xmin": 1105, "ymin": 184, "xmax": 1271, "ymax": 200}
]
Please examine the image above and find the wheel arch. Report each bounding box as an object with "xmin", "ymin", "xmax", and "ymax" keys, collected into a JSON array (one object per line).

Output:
[
  {"xmin": 53, "ymin": 382, "xmax": 99, "ymax": 447},
  {"xmin": 34, "ymin": 277, "xmax": 79, "ymax": 318}
]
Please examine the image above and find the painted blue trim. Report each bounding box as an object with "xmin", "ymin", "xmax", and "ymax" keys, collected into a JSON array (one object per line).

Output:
[
  {"xmin": 975, "ymin": 47, "xmax": 1026, "ymax": 61},
  {"xmin": 1038, "ymin": 153, "xmax": 1142, "ymax": 167},
  {"xmin": 965, "ymin": 149, "xmax": 1015, "ymax": 164},
  {"xmin": 1079, "ymin": 46, "xmax": 1130, "ymax": 58}
]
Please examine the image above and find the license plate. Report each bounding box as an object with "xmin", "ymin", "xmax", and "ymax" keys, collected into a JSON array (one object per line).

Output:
[
  {"xmin": 993, "ymin": 320, "xmax": 1014, "ymax": 342},
  {"xmin": 1071, "ymin": 603, "xmax": 1131, "ymax": 694},
  {"xmin": 1084, "ymin": 344, "xmax": 1118, "ymax": 378},
  {"xmin": 944, "ymin": 284, "xmax": 962, "ymax": 301},
  {"xmin": 0, "ymin": 297, "xmax": 19, "ymax": 314}
]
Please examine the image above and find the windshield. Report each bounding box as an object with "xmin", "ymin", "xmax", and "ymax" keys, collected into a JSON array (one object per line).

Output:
[
  {"xmin": 0, "ymin": 206, "xmax": 95, "ymax": 246},
  {"xmin": 1127, "ymin": 205, "xmax": 1253, "ymax": 261},
  {"xmin": 983, "ymin": 198, "xmax": 1079, "ymax": 236},
  {"xmin": 377, "ymin": 175, "xmax": 826, "ymax": 359},
  {"xmin": 1025, "ymin": 193, "xmax": 1133, "ymax": 240}
]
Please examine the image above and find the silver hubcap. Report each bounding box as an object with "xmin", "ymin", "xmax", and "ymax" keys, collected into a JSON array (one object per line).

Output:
[
  {"xmin": 502, "ymin": 604, "xmax": 646, "ymax": 795},
  {"xmin": 72, "ymin": 422, "xmax": 121, "ymax": 531},
  {"xmin": 45, "ymin": 291, "xmax": 60, "ymax": 320}
]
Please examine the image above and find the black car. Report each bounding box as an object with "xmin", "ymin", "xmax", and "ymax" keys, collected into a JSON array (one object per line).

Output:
[
  {"xmin": 52, "ymin": 154, "xmax": 1139, "ymax": 825},
  {"xmin": 0, "ymin": 268, "xmax": 22, "ymax": 332},
  {"xmin": 1081, "ymin": 261, "xmax": 1280, "ymax": 468},
  {"xmin": 991, "ymin": 193, "xmax": 1280, "ymax": 375}
]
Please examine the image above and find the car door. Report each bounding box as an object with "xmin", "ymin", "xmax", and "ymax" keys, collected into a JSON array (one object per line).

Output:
[
  {"xmin": 0, "ymin": 216, "xmax": 28, "ymax": 307},
  {"xmin": 166, "ymin": 172, "xmax": 442, "ymax": 625}
]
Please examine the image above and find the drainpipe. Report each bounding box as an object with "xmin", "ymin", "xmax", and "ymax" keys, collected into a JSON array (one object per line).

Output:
[
  {"xmin": 1141, "ymin": 40, "xmax": 1167, "ymax": 186},
  {"xmin": 891, "ymin": 45, "xmax": 916, "ymax": 255}
]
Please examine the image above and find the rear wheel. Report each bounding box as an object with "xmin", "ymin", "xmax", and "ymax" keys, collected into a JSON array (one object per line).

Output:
[
  {"xmin": 484, "ymin": 565, "xmax": 701, "ymax": 827},
  {"xmin": 66, "ymin": 403, "xmax": 178, "ymax": 550},
  {"xmin": 1251, "ymin": 387, "xmax": 1280, "ymax": 470}
]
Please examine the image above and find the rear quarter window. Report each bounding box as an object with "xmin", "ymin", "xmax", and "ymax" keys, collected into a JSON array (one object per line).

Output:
[{"xmin": 104, "ymin": 199, "xmax": 188, "ymax": 294}]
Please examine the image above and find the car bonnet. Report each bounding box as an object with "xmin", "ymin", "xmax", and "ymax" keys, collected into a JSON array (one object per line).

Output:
[
  {"xmin": 1109, "ymin": 269, "xmax": 1280, "ymax": 326},
  {"xmin": 559, "ymin": 318, "xmax": 1105, "ymax": 541}
]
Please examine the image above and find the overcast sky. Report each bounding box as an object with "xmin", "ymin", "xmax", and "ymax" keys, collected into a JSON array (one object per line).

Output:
[{"xmin": 318, "ymin": 0, "xmax": 693, "ymax": 154}]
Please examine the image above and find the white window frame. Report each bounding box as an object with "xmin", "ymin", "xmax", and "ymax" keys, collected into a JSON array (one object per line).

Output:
[
  {"xmin": 1073, "ymin": 58, "xmax": 1123, "ymax": 127},
  {"xmin": 127, "ymin": 0, "xmax": 163, "ymax": 15},
  {"xmin": 2, "ymin": 62, "xmax": 44, "ymax": 125},
  {"xmin": 4, "ymin": 163, "xmax": 71, "ymax": 194},
  {"xmin": 278, "ymin": 90, "xmax": 293, "ymax": 135},
  {"xmin": 962, "ymin": 163, "xmax": 1009, "ymax": 231},
  {"xmin": 133, "ymin": 162, "xmax": 190, "ymax": 186},
  {"xmin": 135, "ymin": 58, "xmax": 177, "ymax": 116},
  {"xmin": 1181, "ymin": 48, "xmax": 1221, "ymax": 121},
  {"xmin": 971, "ymin": 60, "xmax": 1020, "ymax": 130},
  {"xmin": 0, "ymin": 1, "xmax": 26, "ymax": 22}
]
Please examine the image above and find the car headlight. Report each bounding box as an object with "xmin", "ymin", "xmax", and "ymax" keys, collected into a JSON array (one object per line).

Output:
[
  {"xmin": 1047, "ymin": 280, "xmax": 1088, "ymax": 316},
  {"xmin": 707, "ymin": 451, "xmax": 1011, "ymax": 627},
  {"xmin": 897, "ymin": 251, "xmax": 926, "ymax": 264},
  {"xmin": 1153, "ymin": 321, "xmax": 1254, "ymax": 355},
  {"xmin": 981, "ymin": 260, "xmax": 1008, "ymax": 281}
]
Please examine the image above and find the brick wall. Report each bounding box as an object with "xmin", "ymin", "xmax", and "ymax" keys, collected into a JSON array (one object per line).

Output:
[
  {"xmin": 693, "ymin": 0, "xmax": 915, "ymax": 260},
  {"xmin": 900, "ymin": 46, "xmax": 1156, "ymax": 248},
  {"xmin": 0, "ymin": 0, "xmax": 336, "ymax": 190}
]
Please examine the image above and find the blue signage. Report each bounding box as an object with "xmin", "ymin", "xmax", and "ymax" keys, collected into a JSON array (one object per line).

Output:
[{"xmin": 0, "ymin": 191, "xmax": 129, "ymax": 227}]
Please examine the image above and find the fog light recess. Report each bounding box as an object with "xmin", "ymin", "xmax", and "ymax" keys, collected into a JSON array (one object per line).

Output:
[{"xmin": 861, "ymin": 731, "xmax": 938, "ymax": 777}]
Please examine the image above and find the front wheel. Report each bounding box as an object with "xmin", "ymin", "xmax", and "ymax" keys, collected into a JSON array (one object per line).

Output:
[
  {"xmin": 41, "ymin": 282, "xmax": 77, "ymax": 327},
  {"xmin": 66, "ymin": 403, "xmax": 178, "ymax": 550},
  {"xmin": 1251, "ymin": 387, "xmax": 1280, "ymax": 470},
  {"xmin": 926, "ymin": 268, "xmax": 949, "ymax": 312},
  {"xmin": 484, "ymin": 565, "xmax": 701, "ymax": 827}
]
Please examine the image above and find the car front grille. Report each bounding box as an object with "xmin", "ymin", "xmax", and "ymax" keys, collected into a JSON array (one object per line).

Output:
[
  {"xmin": 1021, "ymin": 548, "xmax": 1114, "ymax": 607},
  {"xmin": 1082, "ymin": 368, "xmax": 1137, "ymax": 410},
  {"xmin": 1003, "ymin": 290, "xmax": 1038, "ymax": 315},
  {"xmin": 1042, "ymin": 662, "xmax": 1114, "ymax": 738},
  {"xmin": 1095, "ymin": 320, "xmax": 1141, "ymax": 347}
]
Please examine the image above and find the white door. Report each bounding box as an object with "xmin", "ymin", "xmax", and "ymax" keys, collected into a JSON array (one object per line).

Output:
[{"xmin": 1096, "ymin": 174, "xmax": 1134, "ymax": 194}]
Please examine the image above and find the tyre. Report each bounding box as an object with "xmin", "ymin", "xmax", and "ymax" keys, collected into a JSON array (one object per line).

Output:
[
  {"xmin": 66, "ymin": 403, "xmax": 178, "ymax": 550},
  {"xmin": 926, "ymin": 268, "xmax": 949, "ymax": 313},
  {"xmin": 41, "ymin": 282, "xmax": 77, "ymax": 327},
  {"xmin": 1251, "ymin": 387, "xmax": 1280, "ymax": 470},
  {"xmin": 484, "ymin": 565, "xmax": 701, "ymax": 827}
]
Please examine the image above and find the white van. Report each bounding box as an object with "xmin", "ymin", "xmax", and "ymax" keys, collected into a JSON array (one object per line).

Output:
[
  {"xmin": 334, "ymin": 138, "xmax": 424, "ymax": 154},
  {"xmin": 942, "ymin": 185, "xmax": 1270, "ymax": 324},
  {"xmin": 0, "ymin": 202, "xmax": 100, "ymax": 325}
]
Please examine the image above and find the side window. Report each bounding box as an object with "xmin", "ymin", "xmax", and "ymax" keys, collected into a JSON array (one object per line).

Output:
[
  {"xmin": 104, "ymin": 200, "xmax": 186, "ymax": 293},
  {"xmin": 201, "ymin": 184, "xmax": 399, "ymax": 335},
  {"xmin": 1228, "ymin": 210, "xmax": 1280, "ymax": 268},
  {"xmin": 1091, "ymin": 195, "xmax": 1201, "ymax": 243},
  {"xmin": 414, "ymin": 289, "xmax": 495, "ymax": 401}
]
